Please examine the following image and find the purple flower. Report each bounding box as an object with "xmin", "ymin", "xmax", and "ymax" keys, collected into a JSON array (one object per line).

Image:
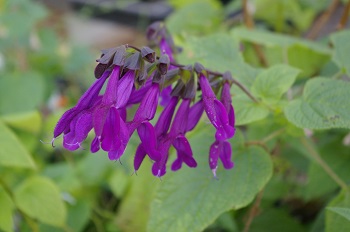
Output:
[
  {"xmin": 151, "ymin": 99, "xmax": 198, "ymax": 177},
  {"xmin": 208, "ymin": 81, "xmax": 236, "ymax": 177},
  {"xmin": 53, "ymin": 25, "xmax": 237, "ymax": 178},
  {"xmin": 199, "ymin": 73, "xmax": 235, "ymax": 141}
]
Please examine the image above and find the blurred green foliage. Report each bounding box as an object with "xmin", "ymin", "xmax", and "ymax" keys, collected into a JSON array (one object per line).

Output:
[{"xmin": 0, "ymin": 0, "xmax": 350, "ymax": 232}]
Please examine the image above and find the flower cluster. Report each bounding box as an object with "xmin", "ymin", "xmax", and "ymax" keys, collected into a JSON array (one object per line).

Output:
[{"xmin": 53, "ymin": 22, "xmax": 236, "ymax": 177}]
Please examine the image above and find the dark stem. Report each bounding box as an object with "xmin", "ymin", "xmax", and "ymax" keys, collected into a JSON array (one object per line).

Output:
[
  {"xmin": 127, "ymin": 45, "xmax": 259, "ymax": 103},
  {"xmin": 243, "ymin": 190, "xmax": 264, "ymax": 232},
  {"xmin": 242, "ymin": 0, "xmax": 268, "ymax": 67},
  {"xmin": 337, "ymin": 0, "xmax": 350, "ymax": 30},
  {"xmin": 306, "ymin": 0, "xmax": 340, "ymax": 39}
]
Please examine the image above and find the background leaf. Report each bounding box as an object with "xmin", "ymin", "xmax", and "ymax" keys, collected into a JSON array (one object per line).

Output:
[
  {"xmin": 0, "ymin": 119, "xmax": 35, "ymax": 169},
  {"xmin": 251, "ymin": 64, "xmax": 300, "ymax": 104},
  {"xmin": 0, "ymin": 186, "xmax": 15, "ymax": 232},
  {"xmin": 328, "ymin": 207, "xmax": 350, "ymax": 222},
  {"xmin": 14, "ymin": 176, "xmax": 66, "ymax": 227},
  {"xmin": 284, "ymin": 78, "xmax": 350, "ymax": 129},
  {"xmin": 147, "ymin": 126, "xmax": 272, "ymax": 232},
  {"xmin": 330, "ymin": 30, "xmax": 350, "ymax": 75}
]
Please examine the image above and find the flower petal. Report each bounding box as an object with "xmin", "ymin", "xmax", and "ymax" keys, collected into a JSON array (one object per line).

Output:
[
  {"xmin": 209, "ymin": 140, "xmax": 220, "ymax": 174},
  {"xmin": 172, "ymin": 135, "xmax": 197, "ymax": 170},
  {"xmin": 101, "ymin": 66, "xmax": 120, "ymax": 105},
  {"xmin": 213, "ymin": 99, "xmax": 235, "ymax": 141},
  {"xmin": 155, "ymin": 96, "xmax": 178, "ymax": 136},
  {"xmin": 186, "ymin": 100, "xmax": 204, "ymax": 132},
  {"xmin": 115, "ymin": 70, "xmax": 135, "ymax": 108},
  {"xmin": 54, "ymin": 108, "xmax": 77, "ymax": 138},
  {"xmin": 159, "ymin": 85, "xmax": 172, "ymax": 107},
  {"xmin": 219, "ymin": 140, "xmax": 234, "ymax": 169},
  {"xmin": 137, "ymin": 122, "xmax": 160, "ymax": 161},
  {"xmin": 169, "ymin": 99, "xmax": 190, "ymax": 135},
  {"xmin": 134, "ymin": 144, "xmax": 147, "ymax": 171},
  {"xmin": 101, "ymin": 107, "xmax": 121, "ymax": 152},
  {"xmin": 91, "ymin": 136, "xmax": 100, "ymax": 153}
]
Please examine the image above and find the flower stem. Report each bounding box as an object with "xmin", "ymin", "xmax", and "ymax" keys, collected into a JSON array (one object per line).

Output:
[
  {"xmin": 306, "ymin": 0, "xmax": 340, "ymax": 39},
  {"xmin": 301, "ymin": 137, "xmax": 348, "ymax": 191},
  {"xmin": 127, "ymin": 44, "xmax": 259, "ymax": 103},
  {"xmin": 337, "ymin": 0, "xmax": 350, "ymax": 30}
]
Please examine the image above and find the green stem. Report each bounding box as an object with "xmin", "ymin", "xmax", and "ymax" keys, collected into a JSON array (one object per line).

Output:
[
  {"xmin": 301, "ymin": 137, "xmax": 348, "ymax": 191},
  {"xmin": 261, "ymin": 128, "xmax": 285, "ymax": 144}
]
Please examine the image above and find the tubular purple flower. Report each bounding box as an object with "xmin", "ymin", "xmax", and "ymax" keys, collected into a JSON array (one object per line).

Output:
[
  {"xmin": 155, "ymin": 96, "xmax": 178, "ymax": 136},
  {"xmin": 221, "ymin": 81, "xmax": 235, "ymax": 128},
  {"xmin": 199, "ymin": 74, "xmax": 235, "ymax": 141},
  {"xmin": 209, "ymin": 140, "xmax": 234, "ymax": 177},
  {"xmin": 53, "ymin": 70, "xmax": 110, "ymax": 139},
  {"xmin": 186, "ymin": 100, "xmax": 204, "ymax": 132}
]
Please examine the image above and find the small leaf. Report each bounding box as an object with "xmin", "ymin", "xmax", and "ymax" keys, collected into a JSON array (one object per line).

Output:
[
  {"xmin": 14, "ymin": 176, "xmax": 66, "ymax": 227},
  {"xmin": 0, "ymin": 72, "xmax": 45, "ymax": 115},
  {"xmin": 0, "ymin": 186, "xmax": 15, "ymax": 232},
  {"xmin": 328, "ymin": 207, "xmax": 350, "ymax": 222},
  {"xmin": 0, "ymin": 119, "xmax": 36, "ymax": 169},
  {"xmin": 147, "ymin": 127, "xmax": 272, "ymax": 232},
  {"xmin": 1, "ymin": 111, "xmax": 42, "ymax": 133},
  {"xmin": 285, "ymin": 78, "xmax": 350, "ymax": 129},
  {"xmin": 232, "ymin": 94, "xmax": 269, "ymax": 125},
  {"xmin": 252, "ymin": 64, "xmax": 300, "ymax": 104},
  {"xmin": 326, "ymin": 191, "xmax": 350, "ymax": 232},
  {"xmin": 331, "ymin": 30, "xmax": 350, "ymax": 75}
]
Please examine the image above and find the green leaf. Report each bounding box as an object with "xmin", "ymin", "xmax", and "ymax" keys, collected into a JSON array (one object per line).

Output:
[
  {"xmin": 147, "ymin": 126, "xmax": 272, "ymax": 232},
  {"xmin": 14, "ymin": 176, "xmax": 66, "ymax": 227},
  {"xmin": 0, "ymin": 72, "xmax": 45, "ymax": 115},
  {"xmin": 287, "ymin": 43, "xmax": 330, "ymax": 77},
  {"xmin": 328, "ymin": 207, "xmax": 350, "ymax": 222},
  {"xmin": 177, "ymin": 33, "xmax": 258, "ymax": 87},
  {"xmin": 0, "ymin": 119, "xmax": 35, "ymax": 169},
  {"xmin": 167, "ymin": 0, "xmax": 222, "ymax": 35},
  {"xmin": 284, "ymin": 78, "xmax": 350, "ymax": 129},
  {"xmin": 330, "ymin": 30, "xmax": 350, "ymax": 75},
  {"xmin": 0, "ymin": 186, "xmax": 15, "ymax": 232},
  {"xmin": 249, "ymin": 208, "xmax": 306, "ymax": 232},
  {"xmin": 326, "ymin": 191, "xmax": 350, "ymax": 232},
  {"xmin": 1, "ymin": 111, "xmax": 42, "ymax": 133},
  {"xmin": 116, "ymin": 161, "xmax": 159, "ymax": 232},
  {"xmin": 231, "ymin": 28, "xmax": 331, "ymax": 75},
  {"xmin": 232, "ymin": 94, "xmax": 269, "ymax": 125},
  {"xmin": 251, "ymin": 64, "xmax": 300, "ymax": 104}
]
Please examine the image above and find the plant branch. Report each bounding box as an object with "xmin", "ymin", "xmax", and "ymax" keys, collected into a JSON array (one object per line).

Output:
[
  {"xmin": 337, "ymin": 0, "xmax": 350, "ymax": 30},
  {"xmin": 306, "ymin": 0, "xmax": 340, "ymax": 39},
  {"xmin": 243, "ymin": 190, "xmax": 264, "ymax": 232},
  {"xmin": 242, "ymin": 0, "xmax": 268, "ymax": 67},
  {"xmin": 301, "ymin": 137, "xmax": 348, "ymax": 190},
  {"xmin": 127, "ymin": 44, "xmax": 259, "ymax": 103}
]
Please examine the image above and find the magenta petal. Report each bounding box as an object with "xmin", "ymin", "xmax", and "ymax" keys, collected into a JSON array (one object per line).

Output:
[
  {"xmin": 170, "ymin": 99, "xmax": 190, "ymax": 135},
  {"xmin": 137, "ymin": 122, "xmax": 160, "ymax": 161},
  {"xmin": 108, "ymin": 150, "xmax": 123, "ymax": 160},
  {"xmin": 127, "ymin": 79, "xmax": 152, "ymax": 105},
  {"xmin": 213, "ymin": 99, "xmax": 234, "ymax": 141},
  {"xmin": 152, "ymin": 161, "xmax": 166, "ymax": 177},
  {"xmin": 228, "ymin": 104, "xmax": 235, "ymax": 128},
  {"xmin": 75, "ymin": 70, "xmax": 110, "ymax": 111},
  {"xmin": 54, "ymin": 108, "xmax": 77, "ymax": 138},
  {"xmin": 135, "ymin": 83, "xmax": 160, "ymax": 122},
  {"xmin": 91, "ymin": 136, "xmax": 100, "ymax": 153},
  {"xmin": 155, "ymin": 96, "xmax": 178, "ymax": 136},
  {"xmin": 219, "ymin": 141, "xmax": 234, "ymax": 169},
  {"xmin": 118, "ymin": 107, "xmax": 127, "ymax": 122},
  {"xmin": 102, "ymin": 66, "xmax": 120, "ymax": 105},
  {"xmin": 171, "ymin": 158, "xmax": 182, "ymax": 171},
  {"xmin": 159, "ymin": 85, "xmax": 172, "ymax": 107},
  {"xmin": 101, "ymin": 108, "xmax": 121, "ymax": 151},
  {"xmin": 93, "ymin": 106, "xmax": 109, "ymax": 138},
  {"xmin": 115, "ymin": 70, "xmax": 135, "ymax": 108},
  {"xmin": 186, "ymin": 100, "xmax": 204, "ymax": 132},
  {"xmin": 74, "ymin": 112, "xmax": 93, "ymax": 143},
  {"xmin": 172, "ymin": 135, "xmax": 197, "ymax": 169},
  {"xmin": 209, "ymin": 140, "xmax": 220, "ymax": 171},
  {"xmin": 134, "ymin": 144, "xmax": 147, "ymax": 171}
]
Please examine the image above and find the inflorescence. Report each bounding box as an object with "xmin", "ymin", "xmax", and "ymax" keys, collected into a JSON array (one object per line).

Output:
[{"xmin": 53, "ymin": 22, "xmax": 238, "ymax": 177}]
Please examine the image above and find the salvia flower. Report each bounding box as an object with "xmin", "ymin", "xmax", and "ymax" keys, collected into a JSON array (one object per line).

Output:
[{"xmin": 52, "ymin": 22, "xmax": 236, "ymax": 178}]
